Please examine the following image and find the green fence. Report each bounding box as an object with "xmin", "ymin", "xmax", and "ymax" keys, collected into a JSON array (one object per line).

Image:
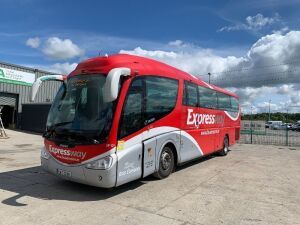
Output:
[{"xmin": 239, "ymin": 112, "xmax": 300, "ymax": 146}]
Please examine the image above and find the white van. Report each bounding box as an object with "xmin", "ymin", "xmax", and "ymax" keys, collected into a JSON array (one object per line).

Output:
[{"xmin": 265, "ymin": 121, "xmax": 282, "ymax": 129}]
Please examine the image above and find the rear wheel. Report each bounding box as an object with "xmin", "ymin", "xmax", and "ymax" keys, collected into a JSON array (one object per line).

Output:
[
  {"xmin": 219, "ymin": 136, "xmax": 229, "ymax": 156},
  {"xmin": 153, "ymin": 146, "xmax": 175, "ymax": 179}
]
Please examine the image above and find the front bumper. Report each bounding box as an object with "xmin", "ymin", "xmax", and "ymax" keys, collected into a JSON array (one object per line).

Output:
[{"xmin": 41, "ymin": 152, "xmax": 117, "ymax": 188}]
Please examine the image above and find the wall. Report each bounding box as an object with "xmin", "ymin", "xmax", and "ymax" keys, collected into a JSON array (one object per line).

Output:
[
  {"xmin": 0, "ymin": 61, "xmax": 62, "ymax": 129},
  {"xmin": 0, "ymin": 61, "xmax": 61, "ymax": 113}
]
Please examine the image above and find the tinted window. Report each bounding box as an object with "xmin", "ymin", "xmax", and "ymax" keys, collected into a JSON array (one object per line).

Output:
[
  {"xmin": 231, "ymin": 97, "xmax": 239, "ymax": 112},
  {"xmin": 217, "ymin": 92, "xmax": 231, "ymax": 110},
  {"xmin": 119, "ymin": 76, "xmax": 178, "ymax": 138},
  {"xmin": 183, "ymin": 81, "xmax": 198, "ymax": 107},
  {"xmin": 198, "ymin": 86, "xmax": 218, "ymax": 109},
  {"xmin": 119, "ymin": 79, "xmax": 143, "ymax": 138},
  {"xmin": 145, "ymin": 76, "xmax": 178, "ymax": 124}
]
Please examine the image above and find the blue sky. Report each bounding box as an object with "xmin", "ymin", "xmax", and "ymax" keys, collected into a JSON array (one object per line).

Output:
[
  {"xmin": 1, "ymin": 0, "xmax": 300, "ymax": 112},
  {"xmin": 1, "ymin": 0, "xmax": 299, "ymax": 64}
]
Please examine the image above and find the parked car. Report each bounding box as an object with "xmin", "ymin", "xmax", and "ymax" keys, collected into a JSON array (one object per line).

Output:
[
  {"xmin": 272, "ymin": 123, "xmax": 287, "ymax": 130},
  {"xmin": 294, "ymin": 123, "xmax": 300, "ymax": 131},
  {"xmin": 291, "ymin": 123, "xmax": 300, "ymax": 131}
]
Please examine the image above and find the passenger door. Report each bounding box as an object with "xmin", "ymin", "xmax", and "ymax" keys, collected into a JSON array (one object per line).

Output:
[{"xmin": 116, "ymin": 78, "xmax": 144, "ymax": 186}]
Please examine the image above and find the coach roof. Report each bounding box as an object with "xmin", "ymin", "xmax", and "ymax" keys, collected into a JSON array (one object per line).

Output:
[{"xmin": 69, "ymin": 54, "xmax": 237, "ymax": 98}]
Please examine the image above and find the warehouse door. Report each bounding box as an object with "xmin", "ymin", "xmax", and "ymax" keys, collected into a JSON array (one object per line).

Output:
[{"xmin": 0, "ymin": 92, "xmax": 18, "ymax": 128}]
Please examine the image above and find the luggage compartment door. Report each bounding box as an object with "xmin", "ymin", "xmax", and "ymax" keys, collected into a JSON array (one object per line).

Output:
[
  {"xmin": 116, "ymin": 142, "xmax": 143, "ymax": 186},
  {"xmin": 143, "ymin": 137, "xmax": 157, "ymax": 178}
]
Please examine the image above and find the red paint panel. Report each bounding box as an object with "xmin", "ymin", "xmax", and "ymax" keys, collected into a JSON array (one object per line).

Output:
[{"xmin": 44, "ymin": 139, "xmax": 112, "ymax": 164}]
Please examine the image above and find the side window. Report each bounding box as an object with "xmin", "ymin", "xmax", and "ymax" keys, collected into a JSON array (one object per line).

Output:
[
  {"xmin": 119, "ymin": 78, "xmax": 143, "ymax": 138},
  {"xmin": 145, "ymin": 76, "xmax": 178, "ymax": 123},
  {"xmin": 231, "ymin": 97, "xmax": 239, "ymax": 112},
  {"xmin": 198, "ymin": 86, "xmax": 217, "ymax": 109},
  {"xmin": 183, "ymin": 81, "xmax": 198, "ymax": 107},
  {"xmin": 217, "ymin": 92, "xmax": 231, "ymax": 111},
  {"xmin": 119, "ymin": 76, "xmax": 178, "ymax": 138}
]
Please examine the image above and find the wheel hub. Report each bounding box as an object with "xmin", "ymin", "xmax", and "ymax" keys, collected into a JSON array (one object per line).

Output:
[
  {"xmin": 161, "ymin": 151, "xmax": 171, "ymax": 170},
  {"xmin": 224, "ymin": 139, "xmax": 229, "ymax": 153}
]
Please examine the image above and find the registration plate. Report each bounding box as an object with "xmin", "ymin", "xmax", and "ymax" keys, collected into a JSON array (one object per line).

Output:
[{"xmin": 56, "ymin": 169, "xmax": 72, "ymax": 177}]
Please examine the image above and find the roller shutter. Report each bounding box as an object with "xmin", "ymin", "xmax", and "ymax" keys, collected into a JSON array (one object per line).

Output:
[{"xmin": 0, "ymin": 93, "xmax": 17, "ymax": 106}]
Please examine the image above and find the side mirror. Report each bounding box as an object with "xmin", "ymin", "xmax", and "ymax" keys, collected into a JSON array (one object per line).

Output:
[
  {"xmin": 31, "ymin": 75, "xmax": 67, "ymax": 102},
  {"xmin": 103, "ymin": 68, "xmax": 131, "ymax": 102}
]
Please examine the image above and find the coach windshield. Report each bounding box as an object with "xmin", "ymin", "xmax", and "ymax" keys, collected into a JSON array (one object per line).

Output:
[{"xmin": 45, "ymin": 74, "xmax": 115, "ymax": 144}]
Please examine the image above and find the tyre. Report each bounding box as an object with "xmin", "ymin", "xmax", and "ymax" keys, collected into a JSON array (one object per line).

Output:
[
  {"xmin": 219, "ymin": 136, "xmax": 229, "ymax": 156},
  {"xmin": 153, "ymin": 146, "xmax": 175, "ymax": 179}
]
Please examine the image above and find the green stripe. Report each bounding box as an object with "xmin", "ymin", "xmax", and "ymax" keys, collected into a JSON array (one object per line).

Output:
[{"xmin": 0, "ymin": 78, "xmax": 32, "ymax": 86}]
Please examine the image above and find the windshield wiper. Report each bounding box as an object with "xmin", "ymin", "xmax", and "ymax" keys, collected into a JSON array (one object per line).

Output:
[
  {"xmin": 47, "ymin": 121, "xmax": 73, "ymax": 132},
  {"xmin": 43, "ymin": 121, "xmax": 73, "ymax": 138},
  {"xmin": 44, "ymin": 123, "xmax": 102, "ymax": 144},
  {"xmin": 53, "ymin": 121, "xmax": 73, "ymax": 128},
  {"xmin": 68, "ymin": 130, "xmax": 101, "ymax": 144}
]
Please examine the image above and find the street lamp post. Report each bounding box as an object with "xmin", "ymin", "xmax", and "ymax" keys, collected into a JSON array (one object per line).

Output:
[
  {"xmin": 286, "ymin": 108, "xmax": 289, "ymax": 146},
  {"xmin": 268, "ymin": 99, "xmax": 271, "ymax": 121},
  {"xmin": 250, "ymin": 106, "xmax": 253, "ymax": 144}
]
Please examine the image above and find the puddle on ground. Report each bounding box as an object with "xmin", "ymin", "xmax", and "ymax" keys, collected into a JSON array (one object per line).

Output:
[
  {"xmin": 14, "ymin": 144, "xmax": 33, "ymax": 148},
  {"xmin": 0, "ymin": 157, "xmax": 14, "ymax": 161}
]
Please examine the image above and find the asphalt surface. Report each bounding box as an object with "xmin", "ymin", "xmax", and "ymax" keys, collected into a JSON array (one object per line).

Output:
[{"xmin": 0, "ymin": 130, "xmax": 299, "ymax": 225}]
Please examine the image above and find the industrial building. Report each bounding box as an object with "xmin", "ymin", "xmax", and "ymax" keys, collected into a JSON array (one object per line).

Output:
[{"xmin": 0, "ymin": 61, "xmax": 61, "ymax": 132}]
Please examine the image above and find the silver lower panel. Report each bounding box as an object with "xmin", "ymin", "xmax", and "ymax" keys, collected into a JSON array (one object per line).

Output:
[{"xmin": 41, "ymin": 154, "xmax": 117, "ymax": 188}]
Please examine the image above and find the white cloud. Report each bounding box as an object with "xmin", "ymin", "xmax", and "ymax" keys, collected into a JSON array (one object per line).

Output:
[
  {"xmin": 219, "ymin": 13, "xmax": 280, "ymax": 32},
  {"xmin": 28, "ymin": 62, "xmax": 77, "ymax": 74},
  {"xmin": 168, "ymin": 40, "xmax": 189, "ymax": 48},
  {"xmin": 272, "ymin": 26, "xmax": 289, "ymax": 35},
  {"xmin": 276, "ymin": 84, "xmax": 292, "ymax": 95},
  {"xmin": 42, "ymin": 37, "xmax": 84, "ymax": 60},
  {"xmin": 121, "ymin": 47, "xmax": 243, "ymax": 77},
  {"xmin": 121, "ymin": 31, "xmax": 300, "ymax": 88},
  {"xmin": 120, "ymin": 31, "xmax": 300, "ymax": 112},
  {"xmin": 26, "ymin": 37, "xmax": 40, "ymax": 48},
  {"xmin": 246, "ymin": 13, "xmax": 278, "ymax": 29},
  {"xmin": 123, "ymin": 47, "xmax": 178, "ymax": 59},
  {"xmin": 231, "ymin": 85, "xmax": 299, "ymax": 112},
  {"xmin": 290, "ymin": 91, "xmax": 300, "ymax": 105},
  {"xmin": 44, "ymin": 62, "xmax": 77, "ymax": 74}
]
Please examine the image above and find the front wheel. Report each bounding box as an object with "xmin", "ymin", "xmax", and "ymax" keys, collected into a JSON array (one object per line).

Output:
[
  {"xmin": 153, "ymin": 146, "xmax": 175, "ymax": 179},
  {"xmin": 219, "ymin": 136, "xmax": 229, "ymax": 156}
]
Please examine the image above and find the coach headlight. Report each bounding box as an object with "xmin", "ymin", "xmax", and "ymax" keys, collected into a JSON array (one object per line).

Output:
[
  {"xmin": 85, "ymin": 156, "xmax": 113, "ymax": 170},
  {"xmin": 41, "ymin": 147, "xmax": 50, "ymax": 159}
]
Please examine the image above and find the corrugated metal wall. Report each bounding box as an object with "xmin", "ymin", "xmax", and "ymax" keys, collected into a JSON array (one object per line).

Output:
[{"xmin": 0, "ymin": 61, "xmax": 61, "ymax": 113}]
